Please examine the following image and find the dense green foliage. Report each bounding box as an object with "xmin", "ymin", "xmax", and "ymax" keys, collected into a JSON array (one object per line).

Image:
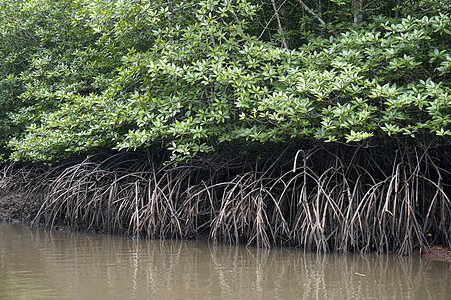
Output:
[
  {"xmin": 0, "ymin": 0, "xmax": 450, "ymax": 161},
  {"xmin": 1, "ymin": 0, "xmax": 450, "ymax": 253}
]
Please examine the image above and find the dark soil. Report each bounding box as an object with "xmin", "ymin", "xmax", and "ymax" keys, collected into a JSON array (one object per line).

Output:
[
  {"xmin": 413, "ymin": 246, "xmax": 451, "ymax": 263},
  {"xmin": 0, "ymin": 192, "xmax": 38, "ymax": 223}
]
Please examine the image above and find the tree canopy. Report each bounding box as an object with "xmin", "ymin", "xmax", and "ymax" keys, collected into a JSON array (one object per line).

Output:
[{"xmin": 0, "ymin": 0, "xmax": 450, "ymax": 162}]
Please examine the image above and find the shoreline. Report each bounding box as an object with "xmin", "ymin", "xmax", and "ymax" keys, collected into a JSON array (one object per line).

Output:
[{"xmin": 1, "ymin": 191, "xmax": 450, "ymax": 263}]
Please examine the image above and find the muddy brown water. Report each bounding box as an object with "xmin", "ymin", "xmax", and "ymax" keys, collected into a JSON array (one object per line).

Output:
[{"xmin": 0, "ymin": 223, "xmax": 450, "ymax": 300}]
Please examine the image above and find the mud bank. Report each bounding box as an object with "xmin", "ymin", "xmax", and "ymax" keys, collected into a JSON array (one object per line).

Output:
[
  {"xmin": 413, "ymin": 247, "xmax": 451, "ymax": 263},
  {"xmin": 0, "ymin": 192, "xmax": 36, "ymax": 223}
]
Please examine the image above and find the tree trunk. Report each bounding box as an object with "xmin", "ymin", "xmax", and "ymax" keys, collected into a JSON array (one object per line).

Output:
[{"xmin": 353, "ymin": 0, "xmax": 363, "ymax": 24}]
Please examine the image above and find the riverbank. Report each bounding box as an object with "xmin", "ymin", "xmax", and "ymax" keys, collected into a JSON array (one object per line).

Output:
[
  {"xmin": 1, "ymin": 190, "xmax": 450, "ymax": 263},
  {"xmin": 1, "ymin": 147, "xmax": 450, "ymax": 258}
]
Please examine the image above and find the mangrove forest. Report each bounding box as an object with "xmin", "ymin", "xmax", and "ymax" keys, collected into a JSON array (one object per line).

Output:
[{"xmin": 0, "ymin": 0, "xmax": 450, "ymax": 255}]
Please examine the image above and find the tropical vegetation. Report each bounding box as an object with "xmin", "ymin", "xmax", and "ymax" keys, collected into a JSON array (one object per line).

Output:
[{"xmin": 0, "ymin": 0, "xmax": 449, "ymax": 253}]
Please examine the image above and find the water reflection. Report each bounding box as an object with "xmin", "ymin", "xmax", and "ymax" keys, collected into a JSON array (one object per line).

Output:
[{"xmin": 0, "ymin": 223, "xmax": 449, "ymax": 300}]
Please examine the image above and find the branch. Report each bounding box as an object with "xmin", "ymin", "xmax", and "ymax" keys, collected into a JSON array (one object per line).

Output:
[
  {"xmin": 296, "ymin": 0, "xmax": 326, "ymax": 26},
  {"xmin": 270, "ymin": 0, "xmax": 289, "ymax": 49}
]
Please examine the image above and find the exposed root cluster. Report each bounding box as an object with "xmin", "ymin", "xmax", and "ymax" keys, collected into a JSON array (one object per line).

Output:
[{"xmin": 1, "ymin": 144, "xmax": 450, "ymax": 255}]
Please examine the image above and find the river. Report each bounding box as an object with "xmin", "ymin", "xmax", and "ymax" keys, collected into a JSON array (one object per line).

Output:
[{"xmin": 0, "ymin": 223, "xmax": 449, "ymax": 299}]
